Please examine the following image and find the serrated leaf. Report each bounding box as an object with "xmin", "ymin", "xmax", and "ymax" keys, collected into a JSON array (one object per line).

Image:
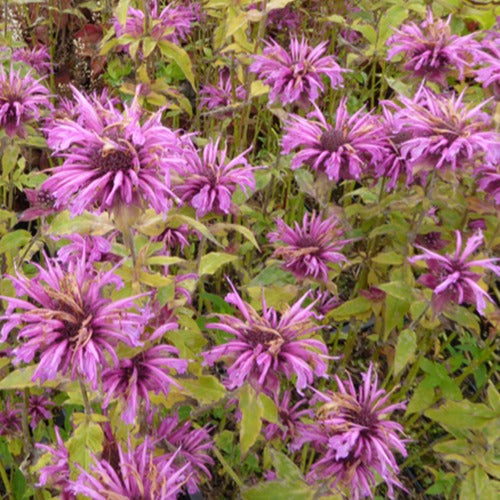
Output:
[
  {"xmin": 239, "ymin": 384, "xmax": 263, "ymax": 455},
  {"xmin": 199, "ymin": 252, "xmax": 238, "ymax": 275},
  {"xmin": 259, "ymin": 393, "xmax": 278, "ymax": 423},
  {"xmin": 328, "ymin": 296, "xmax": 371, "ymax": 321},
  {"xmin": 0, "ymin": 230, "xmax": 31, "ymax": 253},
  {"xmin": 0, "ymin": 365, "xmax": 37, "ymax": 389},
  {"xmin": 2, "ymin": 144, "xmax": 20, "ymax": 178},
  {"xmin": 372, "ymin": 251, "xmax": 404, "ymax": 266},
  {"xmin": 181, "ymin": 375, "xmax": 226, "ymax": 404},
  {"xmin": 425, "ymin": 400, "xmax": 497, "ymax": 430},
  {"xmin": 406, "ymin": 376, "xmax": 436, "ymax": 415},
  {"xmin": 67, "ymin": 420, "xmax": 104, "ymax": 474},
  {"xmin": 393, "ymin": 328, "xmax": 417, "ymax": 376},
  {"xmin": 269, "ymin": 449, "xmax": 303, "ymax": 481}
]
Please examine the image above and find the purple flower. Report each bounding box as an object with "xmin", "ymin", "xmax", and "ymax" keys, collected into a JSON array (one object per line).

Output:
[
  {"xmin": 475, "ymin": 36, "xmax": 500, "ymax": 99},
  {"xmin": 56, "ymin": 234, "xmax": 117, "ymax": 268},
  {"xmin": 18, "ymin": 187, "xmax": 58, "ymax": 221},
  {"xmin": 387, "ymin": 9, "xmax": 479, "ymax": 84},
  {"xmin": 268, "ymin": 211, "xmax": 350, "ymax": 283},
  {"xmin": 114, "ymin": 0, "xmax": 193, "ymax": 48},
  {"xmin": 102, "ymin": 326, "xmax": 188, "ymax": 424},
  {"xmin": 203, "ymin": 281, "xmax": 330, "ymax": 393},
  {"xmin": 295, "ymin": 365, "xmax": 408, "ymax": 499},
  {"xmin": 390, "ymin": 88, "xmax": 500, "ymax": 179},
  {"xmin": 29, "ymin": 394, "xmax": 54, "ymax": 428},
  {"xmin": 313, "ymin": 289, "xmax": 342, "ymax": 317},
  {"xmin": 12, "ymin": 45, "xmax": 52, "ymax": 74},
  {"xmin": 0, "ymin": 255, "xmax": 144, "ymax": 388},
  {"xmin": 282, "ymin": 100, "xmax": 387, "ymax": 182},
  {"xmin": 199, "ymin": 69, "xmax": 246, "ymax": 112},
  {"xmin": 409, "ymin": 230, "xmax": 500, "ymax": 315},
  {"xmin": 249, "ymin": 37, "xmax": 346, "ymax": 106},
  {"xmin": 43, "ymin": 85, "xmax": 180, "ymax": 215},
  {"xmin": 36, "ymin": 427, "xmax": 73, "ymax": 499},
  {"xmin": 154, "ymin": 224, "xmax": 191, "ymax": 254},
  {"xmin": 414, "ymin": 231, "xmax": 450, "ymax": 252},
  {"xmin": 0, "ymin": 65, "xmax": 49, "ymax": 138},
  {"xmin": 156, "ymin": 414, "xmax": 214, "ymax": 494},
  {"xmin": 0, "ymin": 398, "xmax": 21, "ymax": 436},
  {"xmin": 72, "ymin": 438, "xmax": 188, "ymax": 499},
  {"xmin": 171, "ymin": 138, "xmax": 256, "ymax": 218},
  {"xmin": 475, "ymin": 163, "xmax": 500, "ymax": 205},
  {"xmin": 263, "ymin": 390, "xmax": 313, "ymax": 441}
]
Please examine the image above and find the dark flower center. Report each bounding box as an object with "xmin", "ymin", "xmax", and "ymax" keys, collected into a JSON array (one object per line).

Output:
[
  {"xmin": 355, "ymin": 407, "xmax": 377, "ymax": 428},
  {"xmin": 36, "ymin": 189, "xmax": 56, "ymax": 208},
  {"xmin": 320, "ymin": 129, "xmax": 346, "ymax": 152},
  {"xmin": 99, "ymin": 149, "xmax": 133, "ymax": 173},
  {"xmin": 248, "ymin": 325, "xmax": 284, "ymax": 355}
]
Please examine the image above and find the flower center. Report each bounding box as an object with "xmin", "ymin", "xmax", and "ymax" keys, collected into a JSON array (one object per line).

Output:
[
  {"xmin": 36, "ymin": 189, "xmax": 56, "ymax": 209},
  {"xmin": 320, "ymin": 129, "xmax": 346, "ymax": 152},
  {"xmin": 99, "ymin": 149, "xmax": 133, "ymax": 173},
  {"xmin": 248, "ymin": 325, "xmax": 284, "ymax": 355}
]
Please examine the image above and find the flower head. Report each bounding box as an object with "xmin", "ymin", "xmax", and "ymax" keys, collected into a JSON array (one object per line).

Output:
[
  {"xmin": 0, "ymin": 65, "xmax": 49, "ymax": 138},
  {"xmin": 203, "ymin": 282, "xmax": 330, "ymax": 393},
  {"xmin": 171, "ymin": 138, "xmax": 255, "ymax": 218},
  {"xmin": 409, "ymin": 230, "xmax": 500, "ymax": 315},
  {"xmin": 102, "ymin": 326, "xmax": 188, "ymax": 424},
  {"xmin": 72, "ymin": 438, "xmax": 188, "ymax": 499},
  {"xmin": 12, "ymin": 46, "xmax": 52, "ymax": 74},
  {"xmin": 268, "ymin": 211, "xmax": 350, "ymax": 282},
  {"xmin": 199, "ymin": 69, "xmax": 246, "ymax": 112},
  {"xmin": 249, "ymin": 37, "xmax": 345, "ymax": 106},
  {"xmin": 387, "ymin": 9, "xmax": 479, "ymax": 84},
  {"xmin": 282, "ymin": 100, "xmax": 387, "ymax": 182},
  {"xmin": 36, "ymin": 427, "xmax": 72, "ymax": 499},
  {"xmin": 43, "ymin": 86, "xmax": 180, "ymax": 215},
  {"xmin": 0, "ymin": 255, "xmax": 144, "ymax": 388},
  {"xmin": 0, "ymin": 398, "xmax": 21, "ymax": 436},
  {"xmin": 475, "ymin": 163, "xmax": 500, "ymax": 205},
  {"xmin": 475, "ymin": 35, "xmax": 500, "ymax": 100},
  {"xmin": 28, "ymin": 394, "xmax": 54, "ymax": 428},
  {"xmin": 156, "ymin": 414, "xmax": 214, "ymax": 494},
  {"xmin": 390, "ymin": 88, "xmax": 499, "ymax": 178},
  {"xmin": 18, "ymin": 187, "xmax": 58, "ymax": 221},
  {"xmin": 56, "ymin": 234, "xmax": 117, "ymax": 268},
  {"xmin": 295, "ymin": 365, "xmax": 408, "ymax": 499}
]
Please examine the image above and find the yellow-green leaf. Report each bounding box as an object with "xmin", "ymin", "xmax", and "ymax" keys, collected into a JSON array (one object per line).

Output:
[
  {"xmin": 199, "ymin": 252, "xmax": 238, "ymax": 275},
  {"xmin": 158, "ymin": 41, "xmax": 195, "ymax": 88}
]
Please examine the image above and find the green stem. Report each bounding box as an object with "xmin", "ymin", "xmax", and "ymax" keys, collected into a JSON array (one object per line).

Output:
[
  {"xmin": 0, "ymin": 458, "xmax": 11, "ymax": 497},
  {"xmin": 79, "ymin": 378, "xmax": 92, "ymax": 416}
]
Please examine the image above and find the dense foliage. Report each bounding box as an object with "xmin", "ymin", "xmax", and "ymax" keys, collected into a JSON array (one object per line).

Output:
[{"xmin": 0, "ymin": 0, "xmax": 499, "ymax": 498}]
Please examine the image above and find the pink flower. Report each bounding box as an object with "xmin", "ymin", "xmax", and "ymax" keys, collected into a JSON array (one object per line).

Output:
[
  {"xmin": 12, "ymin": 45, "xmax": 52, "ymax": 74},
  {"xmin": 282, "ymin": 100, "xmax": 388, "ymax": 182},
  {"xmin": 475, "ymin": 35, "xmax": 500, "ymax": 100},
  {"xmin": 156, "ymin": 414, "xmax": 214, "ymax": 494},
  {"xmin": 171, "ymin": 138, "xmax": 256, "ymax": 218},
  {"xmin": 387, "ymin": 9, "xmax": 479, "ymax": 84},
  {"xmin": 203, "ymin": 281, "xmax": 330, "ymax": 393},
  {"xmin": 0, "ymin": 255, "xmax": 145, "ymax": 388},
  {"xmin": 102, "ymin": 326, "xmax": 188, "ymax": 424},
  {"xmin": 249, "ymin": 37, "xmax": 346, "ymax": 106},
  {"xmin": 18, "ymin": 188, "xmax": 58, "ymax": 221},
  {"xmin": 0, "ymin": 65, "xmax": 49, "ymax": 138},
  {"xmin": 294, "ymin": 365, "xmax": 408, "ymax": 499},
  {"xmin": 72, "ymin": 438, "xmax": 188, "ymax": 499},
  {"xmin": 199, "ymin": 69, "xmax": 246, "ymax": 112},
  {"xmin": 409, "ymin": 230, "xmax": 500, "ymax": 315},
  {"xmin": 43, "ymin": 85, "xmax": 180, "ymax": 215},
  {"xmin": 268, "ymin": 211, "xmax": 350, "ymax": 283}
]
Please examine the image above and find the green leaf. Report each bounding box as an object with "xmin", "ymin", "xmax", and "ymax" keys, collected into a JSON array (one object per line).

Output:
[
  {"xmin": 444, "ymin": 306, "xmax": 480, "ymax": 335},
  {"xmin": 460, "ymin": 467, "xmax": 499, "ymax": 500},
  {"xmin": 142, "ymin": 37, "xmax": 157, "ymax": 58},
  {"xmin": 243, "ymin": 480, "xmax": 314, "ymax": 500},
  {"xmin": 168, "ymin": 213, "xmax": 222, "ymax": 247},
  {"xmin": 199, "ymin": 252, "xmax": 238, "ymax": 275},
  {"xmin": 250, "ymin": 80, "xmax": 269, "ymax": 98},
  {"xmin": 487, "ymin": 382, "xmax": 500, "ymax": 413},
  {"xmin": 425, "ymin": 400, "xmax": 497, "ymax": 430},
  {"xmin": 2, "ymin": 144, "xmax": 20, "ymax": 178},
  {"xmin": 269, "ymin": 449, "xmax": 303, "ymax": 481},
  {"xmin": 115, "ymin": 0, "xmax": 130, "ymax": 26},
  {"xmin": 372, "ymin": 251, "xmax": 404, "ymax": 266},
  {"xmin": 181, "ymin": 375, "xmax": 226, "ymax": 404},
  {"xmin": 138, "ymin": 271, "xmax": 173, "ymax": 288},
  {"xmin": 67, "ymin": 420, "xmax": 104, "ymax": 474},
  {"xmin": 158, "ymin": 41, "xmax": 195, "ymax": 88},
  {"xmin": 378, "ymin": 6, "xmax": 409, "ymax": 47},
  {"xmin": 211, "ymin": 223, "xmax": 260, "ymax": 251},
  {"xmin": 393, "ymin": 328, "xmax": 417, "ymax": 376},
  {"xmin": 146, "ymin": 255, "xmax": 185, "ymax": 266},
  {"xmin": 239, "ymin": 384, "xmax": 263, "ymax": 455},
  {"xmin": 0, "ymin": 230, "xmax": 31, "ymax": 253},
  {"xmin": 259, "ymin": 393, "xmax": 278, "ymax": 423},
  {"xmin": 328, "ymin": 296, "xmax": 371, "ymax": 321},
  {"xmin": 0, "ymin": 365, "xmax": 37, "ymax": 390},
  {"xmin": 406, "ymin": 376, "xmax": 436, "ymax": 415}
]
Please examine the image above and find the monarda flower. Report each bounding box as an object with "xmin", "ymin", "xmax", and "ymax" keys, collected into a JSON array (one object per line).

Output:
[
  {"xmin": 391, "ymin": 88, "xmax": 499, "ymax": 179},
  {"xmin": 475, "ymin": 36, "xmax": 500, "ymax": 100},
  {"xmin": 268, "ymin": 211, "xmax": 350, "ymax": 283},
  {"xmin": 43, "ymin": 86, "xmax": 180, "ymax": 215},
  {"xmin": 199, "ymin": 69, "xmax": 246, "ymax": 113},
  {"xmin": 72, "ymin": 438, "xmax": 188, "ymax": 499},
  {"xmin": 0, "ymin": 65, "xmax": 49, "ymax": 138},
  {"xmin": 36, "ymin": 427, "xmax": 73, "ymax": 499},
  {"xmin": 28, "ymin": 394, "xmax": 54, "ymax": 428},
  {"xmin": 18, "ymin": 187, "xmax": 58, "ymax": 221},
  {"xmin": 282, "ymin": 100, "xmax": 387, "ymax": 182},
  {"xmin": 0, "ymin": 399, "xmax": 21, "ymax": 436},
  {"xmin": 203, "ymin": 282, "xmax": 330, "ymax": 393},
  {"xmin": 102, "ymin": 326, "xmax": 188, "ymax": 424},
  {"xmin": 295, "ymin": 365, "xmax": 408, "ymax": 499},
  {"xmin": 249, "ymin": 37, "xmax": 345, "ymax": 106},
  {"xmin": 387, "ymin": 9, "xmax": 479, "ymax": 85},
  {"xmin": 113, "ymin": 0, "xmax": 193, "ymax": 48},
  {"xmin": 56, "ymin": 234, "xmax": 117, "ymax": 268},
  {"xmin": 171, "ymin": 138, "xmax": 255, "ymax": 218},
  {"xmin": 12, "ymin": 45, "xmax": 52, "ymax": 74},
  {"xmin": 409, "ymin": 230, "xmax": 500, "ymax": 315},
  {"xmin": 475, "ymin": 163, "xmax": 500, "ymax": 205},
  {"xmin": 0, "ymin": 256, "xmax": 144, "ymax": 389},
  {"xmin": 156, "ymin": 414, "xmax": 214, "ymax": 494}
]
